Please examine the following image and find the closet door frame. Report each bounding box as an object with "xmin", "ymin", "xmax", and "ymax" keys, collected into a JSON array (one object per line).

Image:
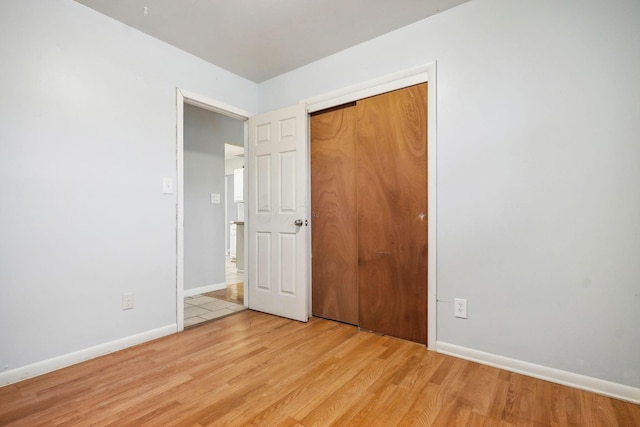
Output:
[{"xmin": 304, "ymin": 62, "xmax": 438, "ymax": 349}]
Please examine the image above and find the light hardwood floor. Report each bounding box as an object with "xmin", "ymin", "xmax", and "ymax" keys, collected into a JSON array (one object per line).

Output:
[{"xmin": 1, "ymin": 311, "xmax": 638, "ymax": 426}]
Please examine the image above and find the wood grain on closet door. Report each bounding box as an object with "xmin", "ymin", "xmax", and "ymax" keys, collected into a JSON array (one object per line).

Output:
[
  {"xmin": 357, "ymin": 84, "xmax": 428, "ymax": 344},
  {"xmin": 311, "ymin": 104, "xmax": 359, "ymax": 325}
]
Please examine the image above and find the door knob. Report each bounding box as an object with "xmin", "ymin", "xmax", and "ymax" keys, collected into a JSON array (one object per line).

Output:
[{"xmin": 294, "ymin": 219, "xmax": 304, "ymax": 226}]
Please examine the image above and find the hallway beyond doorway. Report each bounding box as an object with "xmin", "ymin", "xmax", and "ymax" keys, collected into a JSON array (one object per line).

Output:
[{"xmin": 184, "ymin": 257, "xmax": 245, "ymax": 327}]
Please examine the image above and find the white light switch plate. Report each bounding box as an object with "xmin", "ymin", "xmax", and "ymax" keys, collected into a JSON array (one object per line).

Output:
[
  {"xmin": 162, "ymin": 178, "xmax": 174, "ymax": 194},
  {"xmin": 211, "ymin": 193, "xmax": 221, "ymax": 204}
]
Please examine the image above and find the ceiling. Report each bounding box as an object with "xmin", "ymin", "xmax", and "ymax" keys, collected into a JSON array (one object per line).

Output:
[
  {"xmin": 74, "ymin": 0, "xmax": 471, "ymax": 83},
  {"xmin": 225, "ymin": 143, "xmax": 244, "ymax": 159}
]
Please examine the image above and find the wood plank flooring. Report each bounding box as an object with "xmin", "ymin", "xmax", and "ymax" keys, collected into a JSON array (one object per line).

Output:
[
  {"xmin": 1, "ymin": 311, "xmax": 638, "ymax": 426},
  {"xmin": 204, "ymin": 282, "xmax": 244, "ymax": 305}
]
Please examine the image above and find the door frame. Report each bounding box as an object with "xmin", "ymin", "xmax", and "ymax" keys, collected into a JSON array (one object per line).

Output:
[
  {"xmin": 303, "ymin": 62, "xmax": 438, "ymax": 348},
  {"xmin": 175, "ymin": 88, "xmax": 250, "ymax": 332}
]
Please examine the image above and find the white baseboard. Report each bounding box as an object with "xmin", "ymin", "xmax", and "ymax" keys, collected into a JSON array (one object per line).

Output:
[
  {"xmin": 0, "ymin": 324, "xmax": 176, "ymax": 386},
  {"xmin": 436, "ymin": 341, "xmax": 640, "ymax": 404},
  {"xmin": 184, "ymin": 282, "xmax": 226, "ymax": 297}
]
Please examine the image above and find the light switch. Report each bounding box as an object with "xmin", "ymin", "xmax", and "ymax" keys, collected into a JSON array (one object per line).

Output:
[
  {"xmin": 211, "ymin": 193, "xmax": 221, "ymax": 204},
  {"xmin": 162, "ymin": 178, "xmax": 174, "ymax": 194}
]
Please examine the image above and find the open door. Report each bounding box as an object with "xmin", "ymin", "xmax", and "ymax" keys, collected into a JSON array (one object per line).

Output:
[{"xmin": 247, "ymin": 104, "xmax": 309, "ymax": 322}]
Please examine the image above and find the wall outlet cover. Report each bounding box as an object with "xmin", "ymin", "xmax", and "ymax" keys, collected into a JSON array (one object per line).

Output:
[{"xmin": 454, "ymin": 298, "xmax": 467, "ymax": 319}]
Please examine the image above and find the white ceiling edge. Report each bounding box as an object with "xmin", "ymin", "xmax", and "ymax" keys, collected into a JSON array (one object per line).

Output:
[{"xmin": 74, "ymin": 0, "xmax": 472, "ymax": 82}]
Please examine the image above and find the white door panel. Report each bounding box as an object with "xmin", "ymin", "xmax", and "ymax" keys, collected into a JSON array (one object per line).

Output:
[{"xmin": 248, "ymin": 104, "xmax": 308, "ymax": 322}]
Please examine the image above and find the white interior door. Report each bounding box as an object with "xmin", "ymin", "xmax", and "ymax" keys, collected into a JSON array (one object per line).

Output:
[{"xmin": 247, "ymin": 104, "xmax": 309, "ymax": 322}]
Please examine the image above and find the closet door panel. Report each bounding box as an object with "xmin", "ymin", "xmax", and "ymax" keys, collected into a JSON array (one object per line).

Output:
[
  {"xmin": 357, "ymin": 84, "xmax": 428, "ymax": 344},
  {"xmin": 311, "ymin": 105, "xmax": 359, "ymax": 324}
]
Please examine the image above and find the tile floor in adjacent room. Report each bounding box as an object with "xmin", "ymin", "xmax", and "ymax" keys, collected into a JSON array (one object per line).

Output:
[
  {"xmin": 224, "ymin": 256, "xmax": 244, "ymax": 287},
  {"xmin": 184, "ymin": 256, "xmax": 245, "ymax": 327},
  {"xmin": 184, "ymin": 295, "xmax": 246, "ymax": 327}
]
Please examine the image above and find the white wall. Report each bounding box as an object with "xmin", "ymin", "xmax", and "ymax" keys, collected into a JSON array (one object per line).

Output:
[
  {"xmin": 0, "ymin": 0, "xmax": 256, "ymax": 379},
  {"xmin": 184, "ymin": 106, "xmax": 243, "ymax": 291},
  {"xmin": 259, "ymin": 0, "xmax": 640, "ymax": 389}
]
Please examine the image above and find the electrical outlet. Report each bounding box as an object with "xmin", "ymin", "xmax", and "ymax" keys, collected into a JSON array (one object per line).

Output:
[
  {"xmin": 454, "ymin": 298, "xmax": 467, "ymax": 319},
  {"xmin": 122, "ymin": 293, "xmax": 134, "ymax": 310}
]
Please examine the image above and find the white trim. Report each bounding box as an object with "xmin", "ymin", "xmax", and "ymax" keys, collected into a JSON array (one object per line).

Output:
[
  {"xmin": 426, "ymin": 62, "xmax": 437, "ymax": 350},
  {"xmin": 176, "ymin": 89, "xmax": 185, "ymax": 332},
  {"xmin": 0, "ymin": 325, "xmax": 176, "ymax": 386},
  {"xmin": 242, "ymin": 121, "xmax": 250, "ymax": 308},
  {"xmin": 176, "ymin": 88, "xmax": 250, "ymax": 332},
  {"xmin": 178, "ymin": 88, "xmax": 252, "ymax": 120},
  {"xmin": 437, "ymin": 341, "xmax": 640, "ymax": 404},
  {"xmin": 306, "ymin": 113, "xmax": 313, "ymax": 319},
  {"xmin": 302, "ymin": 62, "xmax": 438, "ymax": 349},
  {"xmin": 304, "ymin": 64, "xmax": 432, "ymax": 113},
  {"xmin": 183, "ymin": 282, "xmax": 227, "ymax": 297}
]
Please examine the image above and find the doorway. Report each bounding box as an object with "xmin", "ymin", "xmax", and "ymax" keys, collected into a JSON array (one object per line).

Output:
[
  {"xmin": 176, "ymin": 88, "xmax": 251, "ymax": 332},
  {"xmin": 182, "ymin": 105, "xmax": 246, "ymax": 327}
]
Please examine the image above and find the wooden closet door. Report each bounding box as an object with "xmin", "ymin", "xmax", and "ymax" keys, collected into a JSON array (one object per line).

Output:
[
  {"xmin": 311, "ymin": 104, "xmax": 359, "ymax": 325},
  {"xmin": 357, "ymin": 84, "xmax": 428, "ymax": 344}
]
